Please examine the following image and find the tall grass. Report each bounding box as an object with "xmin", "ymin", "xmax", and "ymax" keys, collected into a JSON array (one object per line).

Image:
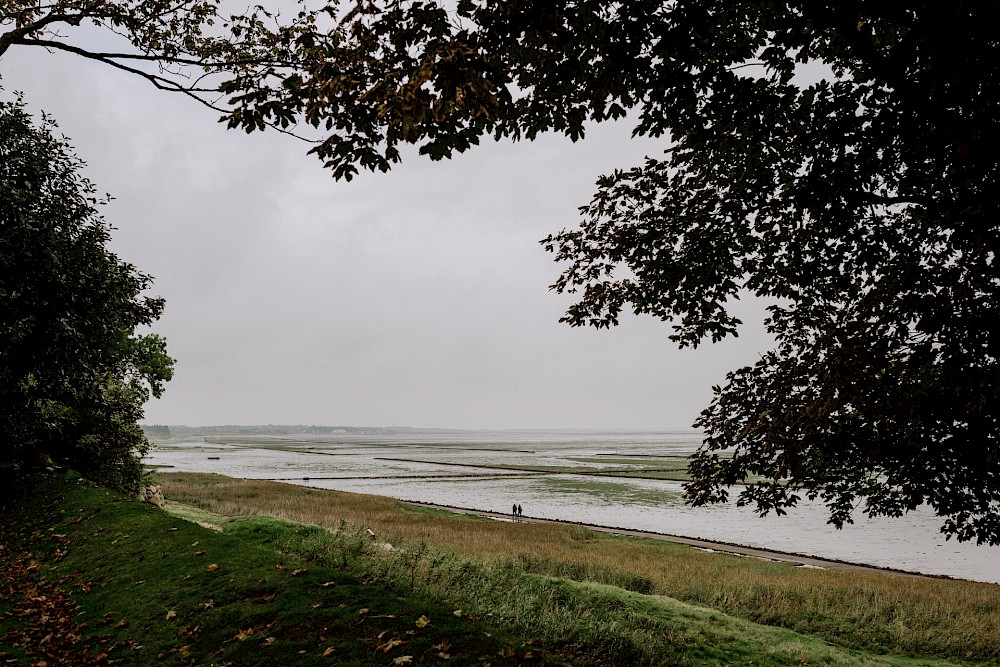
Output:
[
  {"xmin": 222, "ymin": 515, "xmax": 941, "ymax": 666},
  {"xmin": 159, "ymin": 472, "xmax": 1000, "ymax": 664}
]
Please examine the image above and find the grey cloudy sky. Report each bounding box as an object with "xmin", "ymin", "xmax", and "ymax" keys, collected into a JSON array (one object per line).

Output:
[{"xmin": 2, "ymin": 42, "xmax": 773, "ymax": 429}]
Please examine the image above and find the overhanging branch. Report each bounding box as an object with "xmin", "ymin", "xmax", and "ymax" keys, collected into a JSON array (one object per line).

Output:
[
  {"xmin": 0, "ymin": 12, "xmax": 88, "ymax": 57},
  {"xmin": 10, "ymin": 37, "xmax": 319, "ymax": 143},
  {"xmin": 13, "ymin": 37, "xmax": 227, "ymax": 103}
]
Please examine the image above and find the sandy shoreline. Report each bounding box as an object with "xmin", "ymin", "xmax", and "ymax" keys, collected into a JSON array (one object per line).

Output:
[{"xmin": 403, "ymin": 499, "xmax": 939, "ymax": 580}]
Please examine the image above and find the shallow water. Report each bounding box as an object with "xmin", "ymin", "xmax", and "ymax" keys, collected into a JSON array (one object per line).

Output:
[{"xmin": 145, "ymin": 430, "xmax": 1000, "ymax": 583}]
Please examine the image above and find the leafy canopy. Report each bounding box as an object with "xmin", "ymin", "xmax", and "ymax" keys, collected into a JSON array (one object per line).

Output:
[
  {"xmin": 3, "ymin": 1, "xmax": 997, "ymax": 542},
  {"xmin": 0, "ymin": 93, "xmax": 174, "ymax": 492}
]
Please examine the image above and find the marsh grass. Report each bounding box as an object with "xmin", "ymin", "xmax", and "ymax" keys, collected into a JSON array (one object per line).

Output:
[
  {"xmin": 159, "ymin": 472, "xmax": 1000, "ymax": 665},
  {"xmin": 483, "ymin": 462, "xmax": 694, "ymax": 480},
  {"xmin": 0, "ymin": 473, "xmax": 540, "ymax": 667},
  {"xmin": 531, "ymin": 476, "xmax": 687, "ymax": 505},
  {"xmin": 565, "ymin": 456, "xmax": 690, "ymax": 467},
  {"xmin": 12, "ymin": 471, "xmax": 987, "ymax": 666},
  {"xmin": 224, "ymin": 515, "xmax": 955, "ymax": 666}
]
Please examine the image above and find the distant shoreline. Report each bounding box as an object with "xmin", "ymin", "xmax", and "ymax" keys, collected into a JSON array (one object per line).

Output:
[{"xmin": 144, "ymin": 425, "xmax": 703, "ymax": 438}]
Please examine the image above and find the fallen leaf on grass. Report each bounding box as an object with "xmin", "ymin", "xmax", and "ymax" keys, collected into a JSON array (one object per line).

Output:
[
  {"xmin": 438, "ymin": 652, "xmax": 451, "ymax": 659},
  {"xmin": 165, "ymin": 610, "xmax": 177, "ymax": 620},
  {"xmin": 275, "ymin": 564, "xmax": 286, "ymax": 571},
  {"xmin": 322, "ymin": 646, "xmax": 335, "ymax": 657},
  {"xmin": 452, "ymin": 609, "xmax": 463, "ymax": 617},
  {"xmin": 320, "ymin": 581, "xmax": 336, "ymax": 587},
  {"xmin": 376, "ymin": 637, "xmax": 404, "ymax": 653},
  {"xmin": 433, "ymin": 641, "xmax": 450, "ymax": 651},
  {"xmin": 193, "ymin": 550, "xmax": 206, "ymax": 556},
  {"xmin": 263, "ymin": 637, "xmax": 277, "ymax": 646},
  {"xmin": 391, "ymin": 656, "xmax": 413, "ymax": 666},
  {"xmin": 291, "ymin": 568, "xmax": 308, "ymax": 576},
  {"xmin": 235, "ymin": 628, "xmax": 254, "ymax": 641},
  {"xmin": 357, "ymin": 608, "xmax": 369, "ymax": 615},
  {"xmin": 414, "ymin": 615, "xmax": 430, "ymax": 628},
  {"xmin": 181, "ymin": 624, "xmax": 200, "ymax": 636},
  {"xmin": 206, "ymin": 564, "xmax": 220, "ymax": 572}
]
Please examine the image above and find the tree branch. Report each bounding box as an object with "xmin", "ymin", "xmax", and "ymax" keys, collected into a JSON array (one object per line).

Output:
[
  {"xmin": 11, "ymin": 36, "xmax": 319, "ymax": 143},
  {"xmin": 13, "ymin": 37, "xmax": 226, "ymax": 97},
  {"xmin": 0, "ymin": 12, "xmax": 88, "ymax": 57}
]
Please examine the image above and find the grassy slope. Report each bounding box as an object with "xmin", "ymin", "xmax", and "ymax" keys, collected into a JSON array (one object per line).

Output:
[
  {"xmin": 0, "ymin": 473, "xmax": 555, "ymax": 666},
  {"xmin": 0, "ymin": 471, "xmax": 991, "ymax": 667},
  {"xmin": 158, "ymin": 472, "xmax": 1000, "ymax": 665}
]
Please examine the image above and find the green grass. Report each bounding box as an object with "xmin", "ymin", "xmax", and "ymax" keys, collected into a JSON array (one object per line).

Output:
[
  {"xmin": 0, "ymin": 472, "xmax": 544, "ymax": 666},
  {"xmin": 2, "ymin": 470, "xmax": 995, "ymax": 667},
  {"xmin": 528, "ymin": 476, "xmax": 688, "ymax": 505},
  {"xmin": 565, "ymin": 456, "xmax": 689, "ymax": 467},
  {"xmin": 485, "ymin": 462, "xmax": 693, "ymax": 480},
  {"xmin": 159, "ymin": 473, "xmax": 1000, "ymax": 665},
  {"xmin": 213, "ymin": 514, "xmax": 965, "ymax": 666}
]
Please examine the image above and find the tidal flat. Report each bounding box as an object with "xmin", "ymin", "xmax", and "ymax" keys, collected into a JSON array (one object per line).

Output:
[{"xmin": 145, "ymin": 429, "xmax": 1000, "ymax": 583}]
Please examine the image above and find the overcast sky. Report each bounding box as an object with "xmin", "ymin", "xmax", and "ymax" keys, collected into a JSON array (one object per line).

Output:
[{"xmin": 2, "ymin": 42, "xmax": 774, "ymax": 430}]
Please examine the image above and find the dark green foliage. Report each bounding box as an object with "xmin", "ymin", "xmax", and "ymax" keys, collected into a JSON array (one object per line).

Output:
[
  {"xmin": 177, "ymin": 1, "xmax": 1000, "ymax": 543},
  {"xmin": 0, "ymin": 94, "xmax": 173, "ymax": 491},
  {"xmin": 3, "ymin": 2, "xmax": 998, "ymax": 540},
  {"xmin": 220, "ymin": 1, "xmax": 1000, "ymax": 544}
]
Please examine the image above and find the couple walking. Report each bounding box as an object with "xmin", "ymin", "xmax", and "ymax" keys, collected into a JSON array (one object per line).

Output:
[{"xmin": 511, "ymin": 503, "xmax": 523, "ymax": 520}]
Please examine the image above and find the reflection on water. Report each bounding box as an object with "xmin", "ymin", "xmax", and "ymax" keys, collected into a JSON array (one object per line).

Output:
[{"xmin": 145, "ymin": 430, "xmax": 1000, "ymax": 583}]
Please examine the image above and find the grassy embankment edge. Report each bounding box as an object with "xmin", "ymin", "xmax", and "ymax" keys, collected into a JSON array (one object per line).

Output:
[{"xmin": 0, "ymin": 470, "xmax": 994, "ymax": 666}]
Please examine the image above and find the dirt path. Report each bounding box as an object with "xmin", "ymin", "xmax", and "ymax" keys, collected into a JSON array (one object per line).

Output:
[{"xmin": 405, "ymin": 501, "xmax": 938, "ymax": 580}]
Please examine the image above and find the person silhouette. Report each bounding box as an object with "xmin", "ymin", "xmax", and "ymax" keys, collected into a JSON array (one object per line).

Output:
[{"xmin": 516, "ymin": 504, "xmax": 523, "ymax": 518}]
